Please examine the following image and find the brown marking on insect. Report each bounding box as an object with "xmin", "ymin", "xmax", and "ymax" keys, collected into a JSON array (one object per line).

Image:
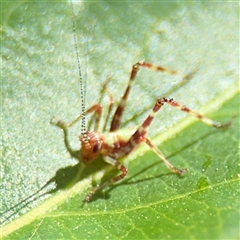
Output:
[{"xmin": 110, "ymin": 61, "xmax": 182, "ymax": 131}]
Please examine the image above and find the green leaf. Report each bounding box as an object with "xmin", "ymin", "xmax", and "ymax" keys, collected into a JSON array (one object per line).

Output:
[{"xmin": 1, "ymin": 1, "xmax": 239, "ymax": 239}]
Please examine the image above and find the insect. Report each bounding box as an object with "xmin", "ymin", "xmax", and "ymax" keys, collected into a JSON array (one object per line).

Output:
[{"xmin": 50, "ymin": 3, "xmax": 230, "ymax": 203}]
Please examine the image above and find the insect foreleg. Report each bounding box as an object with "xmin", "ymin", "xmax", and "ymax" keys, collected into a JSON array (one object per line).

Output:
[
  {"xmin": 51, "ymin": 104, "xmax": 103, "ymax": 158},
  {"xmin": 51, "ymin": 104, "xmax": 103, "ymax": 131}
]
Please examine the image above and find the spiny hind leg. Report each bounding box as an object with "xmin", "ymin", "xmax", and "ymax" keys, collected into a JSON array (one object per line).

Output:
[
  {"xmin": 159, "ymin": 97, "xmax": 231, "ymax": 128},
  {"xmin": 120, "ymin": 97, "xmax": 230, "ymax": 174},
  {"xmin": 110, "ymin": 61, "xmax": 188, "ymax": 131},
  {"xmin": 141, "ymin": 98, "xmax": 230, "ymax": 173},
  {"xmin": 119, "ymin": 98, "xmax": 186, "ymax": 174},
  {"xmin": 84, "ymin": 156, "xmax": 127, "ymax": 202},
  {"xmin": 121, "ymin": 68, "xmax": 197, "ymax": 128}
]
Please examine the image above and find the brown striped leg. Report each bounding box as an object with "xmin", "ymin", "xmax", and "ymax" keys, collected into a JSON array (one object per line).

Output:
[
  {"xmin": 117, "ymin": 97, "xmax": 229, "ymax": 174},
  {"xmin": 84, "ymin": 156, "xmax": 127, "ymax": 202},
  {"xmin": 88, "ymin": 76, "xmax": 112, "ymax": 130},
  {"xmin": 116, "ymin": 98, "xmax": 165, "ymax": 159},
  {"xmin": 115, "ymin": 98, "xmax": 187, "ymax": 174},
  {"xmin": 142, "ymin": 97, "xmax": 230, "ymax": 172},
  {"xmin": 110, "ymin": 61, "xmax": 184, "ymax": 132},
  {"xmin": 159, "ymin": 97, "xmax": 231, "ymax": 128},
  {"xmin": 121, "ymin": 69, "xmax": 197, "ymax": 128}
]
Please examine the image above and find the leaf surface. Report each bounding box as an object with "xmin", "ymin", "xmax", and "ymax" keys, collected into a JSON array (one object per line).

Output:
[{"xmin": 1, "ymin": 1, "xmax": 239, "ymax": 239}]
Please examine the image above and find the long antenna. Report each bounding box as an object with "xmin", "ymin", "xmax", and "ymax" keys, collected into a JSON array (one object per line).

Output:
[{"xmin": 70, "ymin": 0, "xmax": 86, "ymax": 134}]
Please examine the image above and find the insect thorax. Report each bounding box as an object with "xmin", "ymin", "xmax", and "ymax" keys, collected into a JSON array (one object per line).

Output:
[{"xmin": 79, "ymin": 128, "xmax": 136, "ymax": 164}]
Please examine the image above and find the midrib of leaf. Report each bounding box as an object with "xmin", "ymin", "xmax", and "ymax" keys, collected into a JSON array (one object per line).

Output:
[
  {"xmin": 41, "ymin": 178, "xmax": 239, "ymax": 218},
  {"xmin": 1, "ymin": 86, "xmax": 238, "ymax": 238}
]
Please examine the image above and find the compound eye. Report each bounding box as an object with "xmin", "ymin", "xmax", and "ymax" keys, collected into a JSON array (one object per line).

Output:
[{"xmin": 92, "ymin": 143, "xmax": 100, "ymax": 153}]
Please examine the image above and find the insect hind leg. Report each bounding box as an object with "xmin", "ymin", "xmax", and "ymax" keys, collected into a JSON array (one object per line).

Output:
[
  {"xmin": 110, "ymin": 61, "xmax": 186, "ymax": 132},
  {"xmin": 144, "ymin": 138, "xmax": 187, "ymax": 174},
  {"xmin": 159, "ymin": 97, "xmax": 231, "ymax": 128},
  {"xmin": 117, "ymin": 96, "xmax": 230, "ymax": 175}
]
